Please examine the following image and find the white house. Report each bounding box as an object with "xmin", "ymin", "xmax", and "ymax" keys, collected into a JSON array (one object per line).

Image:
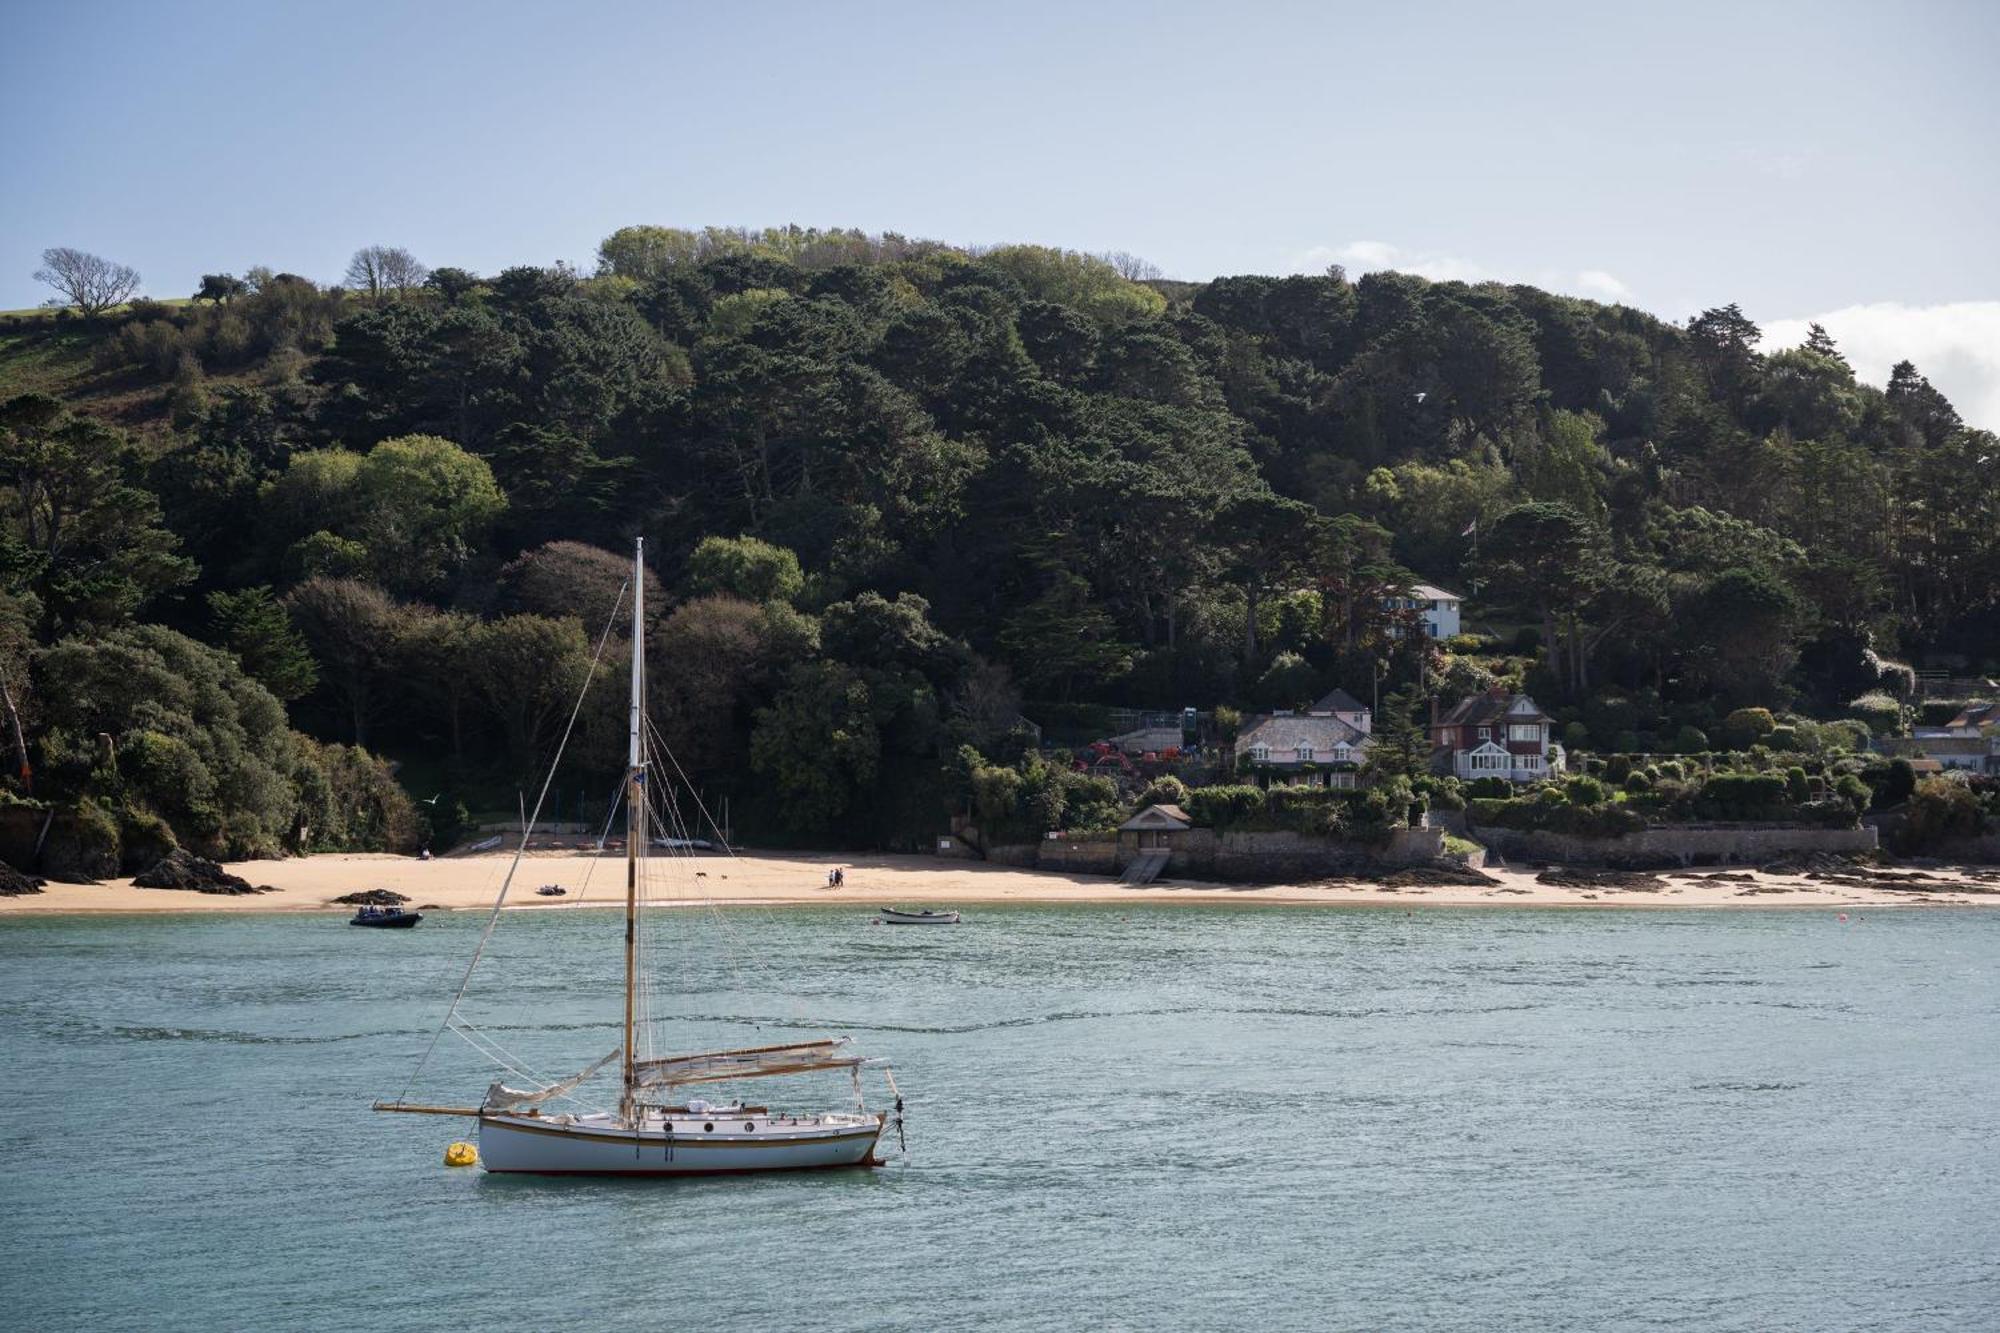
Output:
[
  {"xmin": 1385, "ymin": 584, "xmax": 1463, "ymax": 641},
  {"xmin": 1234, "ymin": 711, "xmax": 1373, "ymax": 789},
  {"xmin": 1307, "ymin": 688, "xmax": 1372, "ymax": 734}
]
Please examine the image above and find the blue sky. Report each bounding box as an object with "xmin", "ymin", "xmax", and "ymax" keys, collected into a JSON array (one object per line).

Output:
[{"xmin": 4, "ymin": 0, "xmax": 1996, "ymax": 424}]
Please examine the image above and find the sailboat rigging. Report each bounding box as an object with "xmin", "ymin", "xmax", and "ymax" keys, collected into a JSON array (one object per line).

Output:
[{"xmin": 375, "ymin": 538, "xmax": 900, "ymax": 1174}]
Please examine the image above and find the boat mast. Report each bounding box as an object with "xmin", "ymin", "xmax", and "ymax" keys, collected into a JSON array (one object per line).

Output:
[{"xmin": 621, "ymin": 537, "xmax": 646, "ymax": 1123}]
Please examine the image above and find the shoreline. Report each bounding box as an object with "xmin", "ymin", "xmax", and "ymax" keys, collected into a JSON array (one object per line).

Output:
[{"xmin": 2, "ymin": 849, "xmax": 1996, "ymax": 916}]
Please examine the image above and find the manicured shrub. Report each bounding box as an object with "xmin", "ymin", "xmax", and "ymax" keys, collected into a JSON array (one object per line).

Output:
[
  {"xmin": 1563, "ymin": 774, "xmax": 1608, "ymax": 806},
  {"xmin": 1675, "ymin": 726, "xmax": 1709, "ymax": 754},
  {"xmin": 1721, "ymin": 707, "xmax": 1777, "ymax": 749},
  {"xmin": 1412, "ymin": 775, "xmax": 1465, "ymax": 812},
  {"xmin": 1696, "ymin": 771, "xmax": 1789, "ymax": 819},
  {"xmin": 1187, "ymin": 785, "xmax": 1266, "ymax": 830}
]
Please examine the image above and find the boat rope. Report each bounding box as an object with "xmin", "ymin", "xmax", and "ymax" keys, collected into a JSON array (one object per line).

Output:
[
  {"xmin": 395, "ymin": 582, "xmax": 629, "ymax": 1106},
  {"xmin": 637, "ymin": 720, "xmax": 812, "ymax": 1029}
]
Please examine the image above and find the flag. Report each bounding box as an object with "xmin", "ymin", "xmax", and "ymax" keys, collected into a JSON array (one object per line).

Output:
[{"xmin": 1460, "ymin": 518, "xmax": 1478, "ymax": 538}]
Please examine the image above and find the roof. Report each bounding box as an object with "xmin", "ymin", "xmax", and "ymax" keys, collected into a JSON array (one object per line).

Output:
[
  {"xmin": 1944, "ymin": 701, "xmax": 1998, "ymax": 730},
  {"xmin": 1237, "ymin": 713, "xmax": 1370, "ymax": 753},
  {"xmin": 1435, "ymin": 691, "xmax": 1544, "ymax": 729},
  {"xmin": 1877, "ymin": 735, "xmax": 1998, "ymax": 757},
  {"xmin": 1310, "ymin": 688, "xmax": 1368, "ymax": 715},
  {"xmin": 1408, "ymin": 584, "xmax": 1462, "ymax": 603},
  {"xmin": 1120, "ymin": 804, "xmax": 1193, "ymax": 831},
  {"xmin": 1107, "ymin": 725, "xmax": 1182, "ymax": 753},
  {"xmin": 1907, "ymin": 737, "xmax": 1993, "ymax": 756}
]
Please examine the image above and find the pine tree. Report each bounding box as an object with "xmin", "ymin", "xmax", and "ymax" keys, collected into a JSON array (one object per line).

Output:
[
  {"xmin": 209, "ymin": 585, "xmax": 318, "ymax": 701},
  {"xmin": 1803, "ymin": 322, "xmax": 1848, "ymax": 368},
  {"xmin": 1363, "ymin": 686, "xmax": 1432, "ymax": 781}
]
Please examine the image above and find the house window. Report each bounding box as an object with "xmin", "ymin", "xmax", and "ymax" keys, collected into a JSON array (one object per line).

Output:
[
  {"xmin": 1508, "ymin": 723, "xmax": 1539, "ymax": 742},
  {"xmin": 1296, "ymin": 746, "xmax": 1313, "ymax": 761},
  {"xmin": 1477, "ymin": 726, "xmax": 1491, "ymax": 740},
  {"xmin": 1250, "ymin": 745, "xmax": 1269, "ymax": 761},
  {"xmin": 1427, "ymin": 622, "xmax": 1440, "ymax": 637}
]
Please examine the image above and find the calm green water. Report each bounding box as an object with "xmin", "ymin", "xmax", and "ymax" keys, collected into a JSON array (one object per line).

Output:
[{"xmin": 2, "ymin": 904, "xmax": 1995, "ymax": 1331}]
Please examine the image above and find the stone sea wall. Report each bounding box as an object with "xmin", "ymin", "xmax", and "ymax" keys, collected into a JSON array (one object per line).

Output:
[
  {"xmin": 1035, "ymin": 834, "xmax": 1119, "ymax": 874},
  {"xmin": 979, "ymin": 826, "xmax": 1443, "ymax": 882},
  {"xmin": 1935, "ymin": 833, "xmax": 2000, "ymax": 864},
  {"xmin": 1471, "ymin": 823, "xmax": 1879, "ymax": 868}
]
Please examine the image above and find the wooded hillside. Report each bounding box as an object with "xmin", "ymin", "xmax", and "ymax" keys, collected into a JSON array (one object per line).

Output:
[{"xmin": 3, "ymin": 225, "xmax": 1994, "ymax": 862}]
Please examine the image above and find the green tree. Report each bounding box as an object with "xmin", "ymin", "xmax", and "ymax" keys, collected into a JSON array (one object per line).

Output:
[
  {"xmin": 750, "ymin": 660, "xmax": 882, "ymax": 833},
  {"xmin": 597, "ymin": 225, "xmax": 707, "ymax": 279},
  {"xmin": 1363, "ymin": 686, "xmax": 1432, "ymax": 781},
  {"xmin": 469, "ymin": 614, "xmax": 593, "ymax": 779},
  {"xmin": 284, "ymin": 577, "xmax": 406, "ymax": 745},
  {"xmin": 396, "ymin": 606, "xmax": 481, "ymax": 763},
  {"xmin": 352, "ymin": 435, "xmax": 506, "ymax": 593},
  {"xmin": 194, "ymin": 273, "xmax": 248, "ymax": 304},
  {"xmin": 1477, "ymin": 502, "xmax": 1603, "ymax": 698},
  {"xmin": 998, "ymin": 570, "xmax": 1136, "ymax": 701},
  {"xmin": 208, "ymin": 585, "xmax": 317, "ymax": 701},
  {"xmin": 29, "ymin": 624, "xmax": 408, "ymax": 859},
  {"xmin": 0, "ymin": 394, "xmax": 195, "ymax": 632},
  {"xmin": 684, "ymin": 534, "xmax": 805, "ymax": 604},
  {"xmin": 1689, "ymin": 570, "xmax": 1801, "ymax": 706}
]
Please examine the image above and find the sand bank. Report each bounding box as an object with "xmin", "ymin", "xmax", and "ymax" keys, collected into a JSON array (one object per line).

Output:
[{"xmin": 2, "ymin": 848, "xmax": 1997, "ymax": 915}]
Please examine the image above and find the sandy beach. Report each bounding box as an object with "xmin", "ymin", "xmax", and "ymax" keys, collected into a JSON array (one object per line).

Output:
[{"xmin": 3, "ymin": 847, "xmax": 1997, "ymax": 914}]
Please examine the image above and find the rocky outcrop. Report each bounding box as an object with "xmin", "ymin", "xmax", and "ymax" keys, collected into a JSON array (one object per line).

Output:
[
  {"xmin": 0, "ymin": 862, "xmax": 45, "ymax": 896},
  {"xmin": 131, "ymin": 850, "xmax": 273, "ymax": 895},
  {"xmin": 333, "ymin": 888, "xmax": 411, "ymax": 905}
]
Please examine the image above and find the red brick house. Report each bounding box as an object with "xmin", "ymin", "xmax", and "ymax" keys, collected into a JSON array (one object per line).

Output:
[{"xmin": 1432, "ymin": 688, "xmax": 1564, "ymax": 783}]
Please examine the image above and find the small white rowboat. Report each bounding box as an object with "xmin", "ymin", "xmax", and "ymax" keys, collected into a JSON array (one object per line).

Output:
[{"xmin": 879, "ymin": 907, "xmax": 961, "ymax": 925}]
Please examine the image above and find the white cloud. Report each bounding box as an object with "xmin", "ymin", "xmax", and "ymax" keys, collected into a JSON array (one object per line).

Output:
[
  {"xmin": 1575, "ymin": 269, "xmax": 1631, "ymax": 301},
  {"xmin": 1761, "ymin": 302, "xmax": 2000, "ymax": 433},
  {"xmin": 1287, "ymin": 240, "xmax": 1632, "ymax": 305}
]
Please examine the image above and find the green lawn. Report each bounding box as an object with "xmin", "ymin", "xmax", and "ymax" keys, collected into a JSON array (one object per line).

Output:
[{"xmin": 0, "ymin": 296, "xmax": 194, "ymax": 319}]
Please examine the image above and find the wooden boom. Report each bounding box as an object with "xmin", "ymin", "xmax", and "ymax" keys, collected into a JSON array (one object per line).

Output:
[{"xmin": 372, "ymin": 1101, "xmax": 484, "ymax": 1116}]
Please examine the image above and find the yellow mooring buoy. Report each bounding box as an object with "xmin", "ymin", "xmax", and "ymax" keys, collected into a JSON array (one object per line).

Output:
[{"xmin": 443, "ymin": 1141, "xmax": 478, "ymax": 1168}]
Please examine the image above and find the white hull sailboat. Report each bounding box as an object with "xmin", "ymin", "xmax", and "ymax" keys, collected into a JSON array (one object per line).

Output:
[{"xmin": 376, "ymin": 539, "xmax": 899, "ymax": 1175}]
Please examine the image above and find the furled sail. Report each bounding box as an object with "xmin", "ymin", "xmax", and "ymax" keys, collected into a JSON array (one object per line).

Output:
[
  {"xmin": 482, "ymin": 1049, "xmax": 621, "ymax": 1111},
  {"xmin": 630, "ymin": 1037, "xmax": 876, "ymax": 1088}
]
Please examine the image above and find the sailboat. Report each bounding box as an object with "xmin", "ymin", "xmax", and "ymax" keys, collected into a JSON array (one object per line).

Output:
[{"xmin": 375, "ymin": 539, "xmax": 900, "ymax": 1175}]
